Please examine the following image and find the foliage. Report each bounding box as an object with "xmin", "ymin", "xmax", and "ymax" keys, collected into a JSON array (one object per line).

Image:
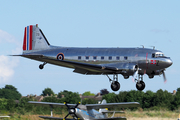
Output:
[
  {"xmin": 1, "ymin": 84, "xmax": 180, "ymax": 116},
  {"xmin": 82, "ymin": 98, "xmax": 98, "ymax": 105},
  {"xmin": 0, "ymin": 85, "xmax": 21, "ymax": 100},
  {"xmin": 102, "ymin": 93, "xmax": 117, "ymax": 103},
  {"xmin": 41, "ymin": 88, "xmax": 55, "ymax": 97},
  {"xmin": 82, "ymin": 91, "xmax": 95, "ymax": 96},
  {"xmin": 57, "ymin": 90, "xmax": 81, "ymax": 104}
]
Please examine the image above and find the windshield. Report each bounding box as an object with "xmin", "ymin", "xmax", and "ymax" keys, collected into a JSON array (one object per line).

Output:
[{"xmin": 152, "ymin": 52, "xmax": 165, "ymax": 58}]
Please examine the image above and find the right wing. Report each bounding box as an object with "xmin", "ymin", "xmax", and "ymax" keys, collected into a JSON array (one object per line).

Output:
[{"xmin": 86, "ymin": 102, "xmax": 140, "ymax": 109}]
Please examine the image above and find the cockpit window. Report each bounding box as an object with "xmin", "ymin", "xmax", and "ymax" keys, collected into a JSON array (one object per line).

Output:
[{"xmin": 152, "ymin": 52, "xmax": 165, "ymax": 58}]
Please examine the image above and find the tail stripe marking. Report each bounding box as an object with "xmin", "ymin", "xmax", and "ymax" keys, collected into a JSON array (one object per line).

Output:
[
  {"xmin": 23, "ymin": 27, "xmax": 27, "ymax": 50},
  {"xmin": 29, "ymin": 25, "xmax": 33, "ymax": 50},
  {"xmin": 23, "ymin": 25, "xmax": 33, "ymax": 51},
  {"xmin": 26, "ymin": 26, "xmax": 29, "ymax": 50}
]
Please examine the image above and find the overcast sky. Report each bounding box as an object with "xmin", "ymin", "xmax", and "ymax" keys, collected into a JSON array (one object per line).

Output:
[{"xmin": 0, "ymin": 1, "xmax": 179, "ymax": 96}]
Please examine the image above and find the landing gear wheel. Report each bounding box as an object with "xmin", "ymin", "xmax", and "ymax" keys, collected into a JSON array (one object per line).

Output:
[
  {"xmin": 39, "ymin": 64, "xmax": 44, "ymax": 69},
  {"xmin": 136, "ymin": 81, "xmax": 145, "ymax": 91},
  {"xmin": 111, "ymin": 81, "xmax": 120, "ymax": 91}
]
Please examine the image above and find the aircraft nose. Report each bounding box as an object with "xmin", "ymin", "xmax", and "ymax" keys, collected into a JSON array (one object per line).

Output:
[{"xmin": 165, "ymin": 58, "xmax": 173, "ymax": 67}]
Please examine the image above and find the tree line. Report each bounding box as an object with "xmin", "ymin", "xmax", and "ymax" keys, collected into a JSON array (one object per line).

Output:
[{"xmin": 0, "ymin": 84, "xmax": 180, "ymax": 115}]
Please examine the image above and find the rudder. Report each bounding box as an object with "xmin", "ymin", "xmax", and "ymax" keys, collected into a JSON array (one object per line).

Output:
[{"xmin": 23, "ymin": 24, "xmax": 50, "ymax": 52}]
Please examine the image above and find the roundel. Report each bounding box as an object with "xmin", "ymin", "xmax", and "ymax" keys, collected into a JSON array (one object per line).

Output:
[{"xmin": 56, "ymin": 53, "xmax": 64, "ymax": 60}]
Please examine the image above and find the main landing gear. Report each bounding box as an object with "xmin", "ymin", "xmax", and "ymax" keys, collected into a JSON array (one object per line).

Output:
[
  {"xmin": 135, "ymin": 74, "xmax": 145, "ymax": 91},
  {"xmin": 39, "ymin": 62, "xmax": 47, "ymax": 69},
  {"xmin": 106, "ymin": 74, "xmax": 120, "ymax": 91}
]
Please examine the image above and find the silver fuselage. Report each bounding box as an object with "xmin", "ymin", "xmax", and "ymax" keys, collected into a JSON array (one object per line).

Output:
[{"xmin": 23, "ymin": 46, "xmax": 172, "ymax": 78}]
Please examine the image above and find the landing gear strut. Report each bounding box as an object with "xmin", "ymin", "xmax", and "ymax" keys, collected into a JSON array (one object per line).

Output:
[
  {"xmin": 39, "ymin": 62, "xmax": 47, "ymax": 69},
  {"xmin": 106, "ymin": 74, "xmax": 120, "ymax": 91},
  {"xmin": 135, "ymin": 74, "xmax": 145, "ymax": 91}
]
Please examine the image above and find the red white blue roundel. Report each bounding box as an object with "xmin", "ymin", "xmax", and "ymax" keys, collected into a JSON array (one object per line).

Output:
[{"xmin": 56, "ymin": 53, "xmax": 64, "ymax": 60}]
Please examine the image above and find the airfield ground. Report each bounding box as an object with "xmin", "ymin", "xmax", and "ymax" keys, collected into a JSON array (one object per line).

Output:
[{"xmin": 2, "ymin": 110, "xmax": 179, "ymax": 120}]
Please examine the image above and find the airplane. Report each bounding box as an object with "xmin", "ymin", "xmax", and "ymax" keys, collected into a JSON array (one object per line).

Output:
[
  {"xmin": 12, "ymin": 24, "xmax": 173, "ymax": 91},
  {"xmin": 28, "ymin": 99, "xmax": 140, "ymax": 120}
]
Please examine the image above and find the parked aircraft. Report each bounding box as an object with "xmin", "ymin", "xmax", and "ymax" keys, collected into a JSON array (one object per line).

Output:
[
  {"xmin": 13, "ymin": 24, "xmax": 173, "ymax": 91},
  {"xmin": 28, "ymin": 99, "xmax": 140, "ymax": 120}
]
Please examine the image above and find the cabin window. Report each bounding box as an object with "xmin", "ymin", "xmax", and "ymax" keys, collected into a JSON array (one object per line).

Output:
[
  {"xmin": 152, "ymin": 53, "xmax": 155, "ymax": 58},
  {"xmin": 93, "ymin": 56, "xmax": 97, "ymax": 60},
  {"xmin": 78, "ymin": 56, "xmax": 81, "ymax": 60},
  {"xmin": 101, "ymin": 56, "xmax": 104, "ymax": 60},
  {"xmin": 109, "ymin": 56, "xmax": 112, "ymax": 60},
  {"xmin": 86, "ymin": 56, "xmax": 89, "ymax": 59},
  {"xmin": 124, "ymin": 56, "xmax": 128, "ymax": 60},
  {"xmin": 116, "ymin": 56, "xmax": 120, "ymax": 60}
]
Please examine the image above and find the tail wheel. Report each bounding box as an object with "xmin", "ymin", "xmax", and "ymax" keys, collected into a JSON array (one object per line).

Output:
[
  {"xmin": 111, "ymin": 81, "xmax": 120, "ymax": 91},
  {"xmin": 39, "ymin": 64, "xmax": 44, "ymax": 69}
]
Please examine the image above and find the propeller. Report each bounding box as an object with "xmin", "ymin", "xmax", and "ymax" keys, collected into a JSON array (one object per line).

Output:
[
  {"xmin": 162, "ymin": 71, "xmax": 167, "ymax": 83},
  {"xmin": 64, "ymin": 102, "xmax": 80, "ymax": 120}
]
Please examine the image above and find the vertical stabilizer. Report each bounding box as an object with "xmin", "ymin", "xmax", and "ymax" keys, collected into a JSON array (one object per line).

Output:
[
  {"xmin": 23, "ymin": 24, "xmax": 50, "ymax": 52},
  {"xmin": 99, "ymin": 99, "xmax": 108, "ymax": 117}
]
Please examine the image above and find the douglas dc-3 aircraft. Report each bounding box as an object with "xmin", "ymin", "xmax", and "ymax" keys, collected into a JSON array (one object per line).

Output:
[
  {"xmin": 28, "ymin": 100, "xmax": 140, "ymax": 120},
  {"xmin": 13, "ymin": 24, "xmax": 173, "ymax": 91}
]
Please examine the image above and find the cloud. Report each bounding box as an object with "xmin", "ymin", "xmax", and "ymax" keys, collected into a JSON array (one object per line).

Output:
[
  {"xmin": 0, "ymin": 55, "xmax": 18, "ymax": 83},
  {"xmin": 0, "ymin": 29, "xmax": 21, "ymax": 84}
]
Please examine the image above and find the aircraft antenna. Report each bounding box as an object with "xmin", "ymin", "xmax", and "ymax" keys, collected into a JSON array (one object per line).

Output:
[
  {"xmin": 150, "ymin": 46, "xmax": 155, "ymax": 50},
  {"xmin": 141, "ymin": 45, "xmax": 144, "ymax": 48}
]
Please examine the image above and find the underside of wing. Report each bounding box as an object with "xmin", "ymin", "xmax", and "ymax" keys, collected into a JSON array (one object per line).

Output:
[
  {"xmin": 86, "ymin": 102, "xmax": 140, "ymax": 109},
  {"xmin": 20, "ymin": 54, "xmax": 121, "ymax": 74},
  {"xmin": 18, "ymin": 54, "xmax": 138, "ymax": 75}
]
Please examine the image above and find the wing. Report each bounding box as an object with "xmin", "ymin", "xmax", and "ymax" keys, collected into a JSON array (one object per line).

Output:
[
  {"xmin": 15, "ymin": 54, "xmax": 137, "ymax": 75},
  {"xmin": 86, "ymin": 102, "xmax": 140, "ymax": 109},
  {"xmin": 28, "ymin": 101, "xmax": 76, "ymax": 108},
  {"xmin": 17, "ymin": 54, "xmax": 121, "ymax": 74}
]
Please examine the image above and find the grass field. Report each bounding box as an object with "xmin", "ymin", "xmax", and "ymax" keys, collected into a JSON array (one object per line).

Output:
[{"xmin": 1, "ymin": 110, "xmax": 179, "ymax": 120}]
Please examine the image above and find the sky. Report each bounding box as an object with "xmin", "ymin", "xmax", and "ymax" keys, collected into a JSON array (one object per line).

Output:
[{"xmin": 0, "ymin": 1, "xmax": 179, "ymax": 96}]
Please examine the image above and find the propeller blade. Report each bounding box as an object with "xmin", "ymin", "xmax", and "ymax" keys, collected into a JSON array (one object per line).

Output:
[
  {"xmin": 63, "ymin": 102, "xmax": 80, "ymax": 120},
  {"xmin": 162, "ymin": 71, "xmax": 167, "ymax": 83},
  {"xmin": 64, "ymin": 113, "xmax": 70, "ymax": 119},
  {"xmin": 75, "ymin": 102, "xmax": 80, "ymax": 108}
]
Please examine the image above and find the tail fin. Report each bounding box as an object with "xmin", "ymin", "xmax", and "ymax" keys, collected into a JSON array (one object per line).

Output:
[
  {"xmin": 23, "ymin": 24, "xmax": 50, "ymax": 52},
  {"xmin": 99, "ymin": 99, "xmax": 108, "ymax": 116}
]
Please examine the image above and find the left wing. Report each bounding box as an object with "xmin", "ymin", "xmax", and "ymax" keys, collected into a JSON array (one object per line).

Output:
[
  {"xmin": 86, "ymin": 102, "xmax": 140, "ymax": 109},
  {"xmin": 28, "ymin": 101, "xmax": 76, "ymax": 108}
]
